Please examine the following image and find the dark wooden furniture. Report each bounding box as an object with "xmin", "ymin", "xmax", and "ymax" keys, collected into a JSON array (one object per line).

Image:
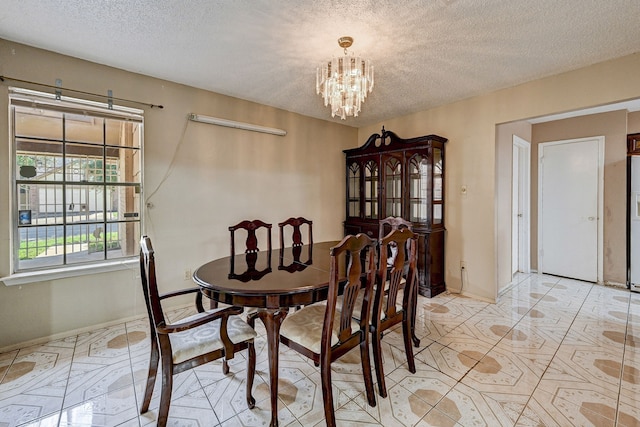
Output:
[
  {"xmin": 229, "ymin": 219, "xmax": 272, "ymax": 255},
  {"xmin": 279, "ymin": 234, "xmax": 377, "ymax": 427},
  {"xmin": 344, "ymin": 127, "xmax": 447, "ymax": 297},
  {"xmin": 139, "ymin": 236, "xmax": 257, "ymax": 427},
  {"xmin": 378, "ymin": 215, "xmax": 413, "ymax": 239},
  {"xmin": 222, "ymin": 219, "xmax": 273, "ymax": 310},
  {"xmin": 378, "ymin": 216, "xmax": 420, "ymax": 347},
  {"xmin": 193, "ymin": 241, "xmax": 343, "ymax": 427},
  {"xmin": 278, "ymin": 216, "xmax": 313, "ymax": 249},
  {"xmin": 278, "ymin": 217, "xmax": 314, "ymax": 287},
  {"xmin": 371, "ymin": 228, "xmax": 418, "ymax": 397},
  {"xmin": 629, "ymin": 133, "xmax": 640, "ymax": 155}
]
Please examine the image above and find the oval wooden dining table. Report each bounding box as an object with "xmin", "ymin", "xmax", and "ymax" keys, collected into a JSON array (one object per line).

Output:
[{"xmin": 193, "ymin": 241, "xmax": 342, "ymax": 427}]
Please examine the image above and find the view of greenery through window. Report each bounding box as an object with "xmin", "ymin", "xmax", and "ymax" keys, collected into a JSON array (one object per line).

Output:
[{"xmin": 11, "ymin": 90, "xmax": 143, "ymax": 272}]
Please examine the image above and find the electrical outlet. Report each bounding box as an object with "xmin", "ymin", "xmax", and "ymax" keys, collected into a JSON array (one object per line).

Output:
[
  {"xmin": 183, "ymin": 269, "xmax": 191, "ymax": 281},
  {"xmin": 460, "ymin": 260, "xmax": 466, "ymax": 269}
]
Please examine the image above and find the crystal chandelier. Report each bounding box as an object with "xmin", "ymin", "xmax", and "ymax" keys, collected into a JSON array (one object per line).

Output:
[{"xmin": 316, "ymin": 36, "xmax": 374, "ymax": 120}]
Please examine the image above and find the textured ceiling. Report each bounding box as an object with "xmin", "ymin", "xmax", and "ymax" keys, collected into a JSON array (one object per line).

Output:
[{"xmin": 1, "ymin": 0, "xmax": 640, "ymax": 127}]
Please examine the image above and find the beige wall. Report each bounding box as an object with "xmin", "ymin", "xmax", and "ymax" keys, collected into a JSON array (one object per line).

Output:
[
  {"xmin": 0, "ymin": 40, "xmax": 357, "ymax": 349},
  {"xmin": 495, "ymin": 121, "xmax": 532, "ymax": 293},
  {"xmin": 630, "ymin": 111, "xmax": 640, "ymax": 134},
  {"xmin": 2, "ymin": 38, "xmax": 640, "ymax": 349},
  {"xmin": 359, "ymin": 53, "xmax": 640, "ymax": 301},
  {"xmin": 530, "ymin": 110, "xmax": 627, "ymax": 284}
]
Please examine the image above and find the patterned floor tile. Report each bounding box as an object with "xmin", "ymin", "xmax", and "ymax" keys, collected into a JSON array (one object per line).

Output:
[
  {"xmin": 58, "ymin": 383, "xmax": 139, "ymax": 426},
  {"xmin": 528, "ymin": 386, "xmax": 616, "ymax": 427},
  {"xmin": 202, "ymin": 372, "xmax": 257, "ymax": 422},
  {"xmin": 433, "ymin": 327, "xmax": 495, "ymax": 361},
  {"xmin": 434, "ymin": 382, "xmax": 514, "ymax": 426},
  {"xmin": 551, "ymin": 346, "xmax": 626, "ymax": 393},
  {"xmin": 63, "ymin": 358, "xmax": 135, "ymax": 409},
  {"xmin": 8, "ymin": 412, "xmax": 60, "ymax": 427},
  {"xmin": 494, "ymin": 321, "xmax": 563, "ymax": 356},
  {"xmin": 387, "ymin": 358, "xmax": 457, "ymax": 407},
  {"xmin": 0, "ymin": 394, "xmax": 64, "ymax": 427},
  {"xmin": 3, "ymin": 274, "xmax": 640, "ymax": 426},
  {"xmin": 140, "ymin": 387, "xmax": 220, "ymax": 427},
  {"xmin": 616, "ymin": 392, "xmax": 640, "ymax": 427},
  {"xmin": 0, "ymin": 351, "xmax": 18, "ymax": 384},
  {"xmin": 460, "ymin": 347, "xmax": 541, "ymax": 396},
  {"xmin": 415, "ymin": 342, "xmax": 478, "ymax": 381},
  {"xmin": 415, "ymin": 407, "xmax": 465, "ymax": 427}
]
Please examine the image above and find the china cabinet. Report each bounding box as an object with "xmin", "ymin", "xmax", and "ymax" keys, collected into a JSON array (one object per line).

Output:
[{"xmin": 344, "ymin": 128, "xmax": 447, "ymax": 297}]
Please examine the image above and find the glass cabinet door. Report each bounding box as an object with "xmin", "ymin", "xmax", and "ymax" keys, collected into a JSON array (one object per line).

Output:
[
  {"xmin": 384, "ymin": 157, "xmax": 402, "ymax": 217},
  {"xmin": 433, "ymin": 147, "xmax": 443, "ymax": 225},
  {"xmin": 364, "ymin": 160, "xmax": 378, "ymax": 219},
  {"xmin": 347, "ymin": 162, "xmax": 361, "ymax": 217},
  {"xmin": 408, "ymin": 153, "xmax": 429, "ymax": 223}
]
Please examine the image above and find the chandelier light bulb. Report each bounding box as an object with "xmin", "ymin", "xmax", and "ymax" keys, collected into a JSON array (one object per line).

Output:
[{"xmin": 316, "ymin": 36, "xmax": 374, "ymax": 120}]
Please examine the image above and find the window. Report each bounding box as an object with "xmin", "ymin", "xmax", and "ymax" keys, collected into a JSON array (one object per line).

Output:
[{"xmin": 9, "ymin": 88, "xmax": 143, "ymax": 274}]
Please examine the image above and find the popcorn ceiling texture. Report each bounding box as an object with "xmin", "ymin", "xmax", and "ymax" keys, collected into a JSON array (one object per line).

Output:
[{"xmin": 1, "ymin": 0, "xmax": 639, "ymax": 126}]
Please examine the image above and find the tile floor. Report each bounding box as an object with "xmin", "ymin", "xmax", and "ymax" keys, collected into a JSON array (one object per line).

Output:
[{"xmin": 1, "ymin": 273, "xmax": 639, "ymax": 426}]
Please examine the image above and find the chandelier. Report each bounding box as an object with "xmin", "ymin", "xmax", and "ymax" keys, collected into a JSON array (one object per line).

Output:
[{"xmin": 316, "ymin": 36, "xmax": 374, "ymax": 120}]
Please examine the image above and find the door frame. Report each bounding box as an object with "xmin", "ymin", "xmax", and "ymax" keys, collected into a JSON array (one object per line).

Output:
[
  {"xmin": 537, "ymin": 136, "xmax": 604, "ymax": 283},
  {"xmin": 512, "ymin": 135, "xmax": 531, "ymax": 275}
]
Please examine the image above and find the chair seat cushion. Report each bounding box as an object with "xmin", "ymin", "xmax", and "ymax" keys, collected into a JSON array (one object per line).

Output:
[
  {"xmin": 170, "ymin": 310, "xmax": 256, "ymax": 364},
  {"xmin": 280, "ymin": 303, "xmax": 360, "ymax": 354}
]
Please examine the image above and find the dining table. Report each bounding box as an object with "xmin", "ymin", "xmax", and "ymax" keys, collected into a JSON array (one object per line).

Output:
[{"xmin": 193, "ymin": 240, "xmax": 342, "ymax": 427}]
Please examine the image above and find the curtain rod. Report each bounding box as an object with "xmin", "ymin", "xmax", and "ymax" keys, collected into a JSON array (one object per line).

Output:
[{"xmin": 0, "ymin": 75, "xmax": 163, "ymax": 109}]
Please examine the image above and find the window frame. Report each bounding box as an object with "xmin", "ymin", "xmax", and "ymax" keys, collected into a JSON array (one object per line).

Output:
[{"xmin": 2, "ymin": 88, "xmax": 144, "ymax": 285}]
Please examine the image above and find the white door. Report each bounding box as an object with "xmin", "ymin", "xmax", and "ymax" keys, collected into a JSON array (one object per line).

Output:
[
  {"xmin": 512, "ymin": 136, "xmax": 531, "ymax": 277},
  {"xmin": 538, "ymin": 137, "xmax": 603, "ymax": 282},
  {"xmin": 630, "ymin": 156, "xmax": 640, "ymax": 284},
  {"xmin": 512, "ymin": 145, "xmax": 520, "ymax": 275}
]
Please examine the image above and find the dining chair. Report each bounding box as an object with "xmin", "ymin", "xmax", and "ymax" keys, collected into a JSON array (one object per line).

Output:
[
  {"xmin": 371, "ymin": 227, "xmax": 419, "ymax": 398},
  {"xmin": 278, "ymin": 217, "xmax": 313, "ymax": 274},
  {"xmin": 215, "ymin": 219, "xmax": 273, "ymax": 310},
  {"xmin": 278, "ymin": 234, "xmax": 377, "ymax": 427},
  {"xmin": 278, "ymin": 216, "xmax": 313, "ymax": 250},
  {"xmin": 230, "ymin": 219, "xmax": 272, "ymax": 256},
  {"xmin": 139, "ymin": 236, "xmax": 257, "ymax": 427},
  {"xmin": 378, "ymin": 216, "xmax": 420, "ymax": 348},
  {"xmin": 378, "ymin": 216, "xmax": 412, "ymax": 240}
]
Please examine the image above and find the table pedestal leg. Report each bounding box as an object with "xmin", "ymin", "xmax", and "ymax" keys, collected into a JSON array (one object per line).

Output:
[{"xmin": 256, "ymin": 308, "xmax": 288, "ymax": 427}]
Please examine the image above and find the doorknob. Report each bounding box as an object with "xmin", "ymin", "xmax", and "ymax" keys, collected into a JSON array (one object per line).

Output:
[
  {"xmin": 517, "ymin": 214, "xmax": 523, "ymax": 217},
  {"xmin": 588, "ymin": 216, "xmax": 595, "ymax": 221}
]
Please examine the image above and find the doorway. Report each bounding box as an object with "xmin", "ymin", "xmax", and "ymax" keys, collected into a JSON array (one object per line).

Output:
[
  {"xmin": 538, "ymin": 137, "xmax": 604, "ymax": 282},
  {"xmin": 512, "ymin": 136, "xmax": 531, "ymax": 277}
]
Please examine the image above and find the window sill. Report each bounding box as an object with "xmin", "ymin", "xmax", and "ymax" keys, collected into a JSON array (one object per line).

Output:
[{"xmin": 1, "ymin": 259, "xmax": 138, "ymax": 286}]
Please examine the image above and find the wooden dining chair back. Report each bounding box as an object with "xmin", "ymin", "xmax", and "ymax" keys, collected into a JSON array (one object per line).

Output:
[
  {"xmin": 277, "ymin": 217, "xmax": 313, "ymax": 274},
  {"xmin": 378, "ymin": 216, "xmax": 412, "ymax": 239},
  {"xmin": 371, "ymin": 227, "xmax": 419, "ymax": 397},
  {"xmin": 229, "ymin": 219, "xmax": 272, "ymax": 256},
  {"xmin": 278, "ymin": 234, "xmax": 377, "ymax": 426},
  {"xmin": 278, "ymin": 216, "xmax": 313, "ymax": 249},
  {"xmin": 377, "ymin": 216, "xmax": 420, "ymax": 348},
  {"xmin": 139, "ymin": 236, "xmax": 257, "ymax": 426}
]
